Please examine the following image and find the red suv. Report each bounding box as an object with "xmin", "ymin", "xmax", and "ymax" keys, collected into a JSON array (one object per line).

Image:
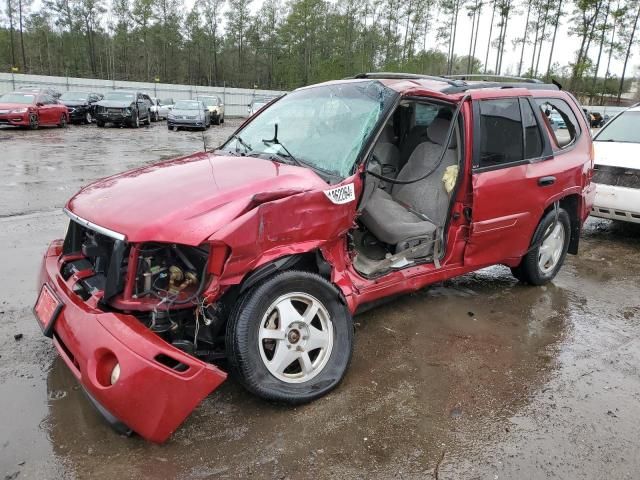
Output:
[{"xmin": 34, "ymin": 74, "xmax": 595, "ymax": 442}]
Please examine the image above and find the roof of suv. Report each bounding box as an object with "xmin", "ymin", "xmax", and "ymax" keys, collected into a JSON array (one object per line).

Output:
[{"xmin": 316, "ymin": 73, "xmax": 562, "ymax": 99}]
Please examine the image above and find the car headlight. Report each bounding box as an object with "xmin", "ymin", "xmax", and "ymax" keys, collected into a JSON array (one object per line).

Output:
[
  {"xmin": 10, "ymin": 108, "xmax": 28, "ymax": 114},
  {"xmin": 125, "ymin": 107, "xmax": 132, "ymax": 114},
  {"xmin": 110, "ymin": 363, "xmax": 121, "ymax": 385}
]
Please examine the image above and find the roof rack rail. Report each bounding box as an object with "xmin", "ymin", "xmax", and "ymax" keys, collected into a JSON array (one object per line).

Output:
[
  {"xmin": 350, "ymin": 72, "xmax": 466, "ymax": 87},
  {"xmin": 444, "ymin": 74, "xmax": 543, "ymax": 84},
  {"xmin": 442, "ymin": 81, "xmax": 559, "ymax": 94}
]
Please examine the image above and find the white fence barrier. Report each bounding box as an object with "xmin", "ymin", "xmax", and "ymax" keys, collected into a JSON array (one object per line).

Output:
[{"xmin": 0, "ymin": 73, "xmax": 287, "ymax": 118}]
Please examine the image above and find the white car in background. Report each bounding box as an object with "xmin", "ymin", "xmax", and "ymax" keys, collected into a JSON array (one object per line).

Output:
[
  {"xmin": 157, "ymin": 98, "xmax": 174, "ymax": 120},
  {"xmin": 591, "ymin": 104, "xmax": 640, "ymax": 224}
]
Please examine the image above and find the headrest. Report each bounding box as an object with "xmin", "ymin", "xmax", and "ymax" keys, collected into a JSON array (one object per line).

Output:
[
  {"xmin": 380, "ymin": 124, "xmax": 395, "ymax": 143},
  {"xmin": 427, "ymin": 118, "xmax": 457, "ymax": 148}
]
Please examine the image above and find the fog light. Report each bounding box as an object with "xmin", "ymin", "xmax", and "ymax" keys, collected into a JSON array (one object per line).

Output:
[{"xmin": 110, "ymin": 363, "xmax": 121, "ymax": 385}]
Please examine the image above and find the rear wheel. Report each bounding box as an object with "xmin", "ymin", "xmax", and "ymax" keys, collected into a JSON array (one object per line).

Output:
[
  {"xmin": 226, "ymin": 270, "xmax": 353, "ymax": 404},
  {"xmin": 97, "ymin": 120, "xmax": 105, "ymax": 128},
  {"xmin": 511, "ymin": 208, "xmax": 571, "ymax": 285}
]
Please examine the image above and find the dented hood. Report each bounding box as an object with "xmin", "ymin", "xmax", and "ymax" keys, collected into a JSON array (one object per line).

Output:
[{"xmin": 67, "ymin": 153, "xmax": 328, "ymax": 245}]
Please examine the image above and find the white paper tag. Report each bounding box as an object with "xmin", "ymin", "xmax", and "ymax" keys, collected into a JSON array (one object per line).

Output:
[{"xmin": 324, "ymin": 183, "xmax": 356, "ymax": 204}]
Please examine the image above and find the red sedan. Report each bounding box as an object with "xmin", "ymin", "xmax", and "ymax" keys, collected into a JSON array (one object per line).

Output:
[{"xmin": 0, "ymin": 91, "xmax": 69, "ymax": 129}]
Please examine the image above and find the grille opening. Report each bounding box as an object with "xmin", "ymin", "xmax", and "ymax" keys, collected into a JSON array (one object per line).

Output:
[{"xmin": 155, "ymin": 354, "xmax": 190, "ymax": 373}]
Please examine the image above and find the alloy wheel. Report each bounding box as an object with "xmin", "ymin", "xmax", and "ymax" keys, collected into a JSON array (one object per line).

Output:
[
  {"xmin": 258, "ymin": 292, "xmax": 334, "ymax": 384},
  {"xmin": 538, "ymin": 221, "xmax": 565, "ymax": 274}
]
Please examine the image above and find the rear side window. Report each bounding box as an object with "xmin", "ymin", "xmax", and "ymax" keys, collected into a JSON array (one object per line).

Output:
[
  {"xmin": 478, "ymin": 99, "xmax": 524, "ymax": 167},
  {"xmin": 535, "ymin": 98, "xmax": 580, "ymax": 149},
  {"xmin": 415, "ymin": 103, "xmax": 440, "ymax": 126}
]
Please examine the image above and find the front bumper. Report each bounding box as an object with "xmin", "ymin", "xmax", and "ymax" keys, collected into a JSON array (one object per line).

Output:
[
  {"xmin": 36, "ymin": 241, "xmax": 227, "ymax": 443},
  {"xmin": 168, "ymin": 119, "xmax": 206, "ymax": 128},
  {"xmin": 68, "ymin": 107, "xmax": 88, "ymax": 122},
  {"xmin": 0, "ymin": 112, "xmax": 29, "ymax": 126},
  {"xmin": 96, "ymin": 112, "xmax": 132, "ymax": 124},
  {"xmin": 591, "ymin": 183, "xmax": 640, "ymax": 224}
]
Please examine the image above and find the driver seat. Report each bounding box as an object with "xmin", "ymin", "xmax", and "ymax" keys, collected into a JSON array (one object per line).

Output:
[{"xmin": 360, "ymin": 118, "xmax": 457, "ymax": 252}]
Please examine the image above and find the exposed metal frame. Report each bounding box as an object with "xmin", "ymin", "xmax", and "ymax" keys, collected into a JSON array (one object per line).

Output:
[{"xmin": 63, "ymin": 208, "xmax": 127, "ymax": 242}]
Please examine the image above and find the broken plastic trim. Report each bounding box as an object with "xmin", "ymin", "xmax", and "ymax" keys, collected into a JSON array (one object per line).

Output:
[{"xmin": 64, "ymin": 208, "xmax": 127, "ymax": 242}]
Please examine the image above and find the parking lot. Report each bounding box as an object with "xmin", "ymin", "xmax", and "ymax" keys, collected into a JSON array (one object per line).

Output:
[{"xmin": 1, "ymin": 120, "xmax": 639, "ymax": 479}]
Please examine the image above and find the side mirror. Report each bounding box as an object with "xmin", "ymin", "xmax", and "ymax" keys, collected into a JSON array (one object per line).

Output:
[{"xmin": 36, "ymin": 102, "xmax": 44, "ymax": 107}]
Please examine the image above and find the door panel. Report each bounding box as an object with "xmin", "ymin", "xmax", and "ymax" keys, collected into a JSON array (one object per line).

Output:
[{"xmin": 464, "ymin": 97, "xmax": 561, "ymax": 267}]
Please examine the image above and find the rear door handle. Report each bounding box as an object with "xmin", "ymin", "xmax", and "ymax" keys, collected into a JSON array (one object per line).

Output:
[{"xmin": 538, "ymin": 176, "xmax": 556, "ymax": 187}]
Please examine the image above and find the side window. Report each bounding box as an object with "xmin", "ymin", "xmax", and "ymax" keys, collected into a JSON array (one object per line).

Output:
[
  {"xmin": 415, "ymin": 103, "xmax": 439, "ymax": 126},
  {"xmin": 520, "ymin": 99, "xmax": 544, "ymax": 159},
  {"xmin": 535, "ymin": 98, "xmax": 580, "ymax": 149},
  {"xmin": 42, "ymin": 95, "xmax": 54, "ymax": 105},
  {"xmin": 478, "ymin": 99, "xmax": 524, "ymax": 168}
]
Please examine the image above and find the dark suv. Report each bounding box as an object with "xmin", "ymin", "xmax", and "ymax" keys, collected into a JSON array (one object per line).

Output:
[
  {"xmin": 95, "ymin": 91, "xmax": 152, "ymax": 128},
  {"xmin": 35, "ymin": 73, "xmax": 594, "ymax": 443}
]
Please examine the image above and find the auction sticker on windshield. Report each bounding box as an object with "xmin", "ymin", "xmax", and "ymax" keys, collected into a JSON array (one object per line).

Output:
[{"xmin": 324, "ymin": 183, "xmax": 355, "ymax": 204}]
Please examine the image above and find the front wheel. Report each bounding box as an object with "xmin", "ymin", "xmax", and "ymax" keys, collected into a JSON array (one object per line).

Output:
[
  {"xmin": 96, "ymin": 120, "xmax": 105, "ymax": 127},
  {"xmin": 29, "ymin": 114, "xmax": 39, "ymax": 130},
  {"xmin": 85, "ymin": 111, "xmax": 92, "ymax": 124},
  {"xmin": 511, "ymin": 208, "xmax": 571, "ymax": 286},
  {"xmin": 226, "ymin": 270, "xmax": 353, "ymax": 404},
  {"xmin": 58, "ymin": 114, "xmax": 67, "ymax": 128}
]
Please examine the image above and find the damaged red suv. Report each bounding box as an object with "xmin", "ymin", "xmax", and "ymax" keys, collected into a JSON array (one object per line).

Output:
[{"xmin": 34, "ymin": 73, "xmax": 595, "ymax": 442}]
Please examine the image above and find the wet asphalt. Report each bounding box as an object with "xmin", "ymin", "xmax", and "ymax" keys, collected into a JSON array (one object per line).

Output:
[{"xmin": 1, "ymin": 120, "xmax": 639, "ymax": 480}]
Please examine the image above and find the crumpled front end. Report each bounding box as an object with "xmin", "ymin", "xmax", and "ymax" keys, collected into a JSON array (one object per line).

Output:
[{"xmin": 35, "ymin": 235, "xmax": 227, "ymax": 443}]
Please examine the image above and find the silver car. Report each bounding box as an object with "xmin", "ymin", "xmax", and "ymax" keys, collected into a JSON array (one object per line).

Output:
[
  {"xmin": 167, "ymin": 100, "xmax": 210, "ymax": 131},
  {"xmin": 157, "ymin": 98, "xmax": 174, "ymax": 119}
]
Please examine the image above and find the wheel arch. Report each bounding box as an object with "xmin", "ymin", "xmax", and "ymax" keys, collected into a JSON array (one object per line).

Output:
[{"xmin": 542, "ymin": 193, "xmax": 581, "ymax": 255}]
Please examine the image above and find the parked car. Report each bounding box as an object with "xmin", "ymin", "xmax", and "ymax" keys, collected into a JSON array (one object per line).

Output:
[
  {"xmin": 549, "ymin": 111, "xmax": 566, "ymax": 129},
  {"xmin": 590, "ymin": 111, "xmax": 605, "ymax": 128},
  {"xmin": 59, "ymin": 91, "xmax": 103, "ymax": 124},
  {"xmin": 157, "ymin": 98, "xmax": 174, "ymax": 119},
  {"xmin": 167, "ymin": 100, "xmax": 210, "ymax": 131},
  {"xmin": 148, "ymin": 97, "xmax": 162, "ymax": 122},
  {"xmin": 590, "ymin": 105, "xmax": 640, "ymax": 224},
  {"xmin": 194, "ymin": 95, "xmax": 224, "ymax": 124},
  {"xmin": 248, "ymin": 96, "xmax": 276, "ymax": 116},
  {"xmin": 34, "ymin": 74, "xmax": 594, "ymax": 443},
  {"xmin": 0, "ymin": 91, "xmax": 69, "ymax": 129},
  {"xmin": 17, "ymin": 85, "xmax": 62, "ymax": 99},
  {"xmin": 95, "ymin": 91, "xmax": 152, "ymax": 128}
]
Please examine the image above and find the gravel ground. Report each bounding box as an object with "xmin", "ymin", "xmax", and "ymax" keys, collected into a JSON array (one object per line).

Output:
[{"xmin": 0, "ymin": 119, "xmax": 639, "ymax": 480}]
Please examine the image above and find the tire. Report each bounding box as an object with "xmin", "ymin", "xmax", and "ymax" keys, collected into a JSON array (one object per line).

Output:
[
  {"xmin": 58, "ymin": 114, "xmax": 67, "ymax": 128},
  {"xmin": 167, "ymin": 124, "xmax": 173, "ymax": 131},
  {"xmin": 154, "ymin": 111, "xmax": 159, "ymax": 122},
  {"xmin": 97, "ymin": 120, "xmax": 105, "ymax": 128},
  {"xmin": 29, "ymin": 114, "xmax": 39, "ymax": 130},
  {"xmin": 220, "ymin": 115, "xmax": 224, "ymax": 124},
  {"xmin": 510, "ymin": 208, "xmax": 571, "ymax": 286},
  {"xmin": 130, "ymin": 112, "xmax": 139, "ymax": 128},
  {"xmin": 213, "ymin": 114, "xmax": 220, "ymax": 126},
  {"xmin": 226, "ymin": 270, "xmax": 353, "ymax": 404},
  {"xmin": 144, "ymin": 114, "xmax": 151, "ymax": 126},
  {"xmin": 85, "ymin": 111, "xmax": 92, "ymax": 124}
]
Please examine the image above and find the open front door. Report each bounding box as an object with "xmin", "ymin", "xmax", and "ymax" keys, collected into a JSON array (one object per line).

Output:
[{"xmin": 464, "ymin": 97, "xmax": 558, "ymax": 267}]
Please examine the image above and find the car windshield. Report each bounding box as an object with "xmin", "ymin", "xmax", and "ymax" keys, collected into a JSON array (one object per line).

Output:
[
  {"xmin": 161, "ymin": 99, "xmax": 173, "ymax": 105},
  {"xmin": 1, "ymin": 93, "xmax": 35, "ymax": 104},
  {"xmin": 595, "ymin": 111, "xmax": 640, "ymax": 144},
  {"xmin": 196, "ymin": 97, "xmax": 217, "ymax": 106},
  {"xmin": 174, "ymin": 101, "xmax": 201, "ymax": 110},
  {"xmin": 222, "ymin": 81, "xmax": 397, "ymax": 177},
  {"xmin": 60, "ymin": 92, "xmax": 88, "ymax": 101},
  {"xmin": 104, "ymin": 92, "xmax": 135, "ymax": 101}
]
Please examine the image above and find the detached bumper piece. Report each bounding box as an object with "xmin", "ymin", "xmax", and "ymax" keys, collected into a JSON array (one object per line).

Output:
[{"xmin": 36, "ymin": 241, "xmax": 227, "ymax": 443}]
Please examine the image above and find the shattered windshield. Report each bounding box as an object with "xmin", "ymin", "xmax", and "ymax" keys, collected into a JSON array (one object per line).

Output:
[{"xmin": 221, "ymin": 81, "xmax": 397, "ymax": 177}]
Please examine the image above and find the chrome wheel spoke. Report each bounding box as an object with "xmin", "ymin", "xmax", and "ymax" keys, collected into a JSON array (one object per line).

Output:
[
  {"xmin": 306, "ymin": 325, "xmax": 330, "ymax": 351},
  {"xmin": 275, "ymin": 298, "xmax": 303, "ymax": 324},
  {"xmin": 302, "ymin": 301, "xmax": 320, "ymax": 324},
  {"xmin": 259, "ymin": 327, "xmax": 286, "ymax": 341},
  {"xmin": 300, "ymin": 352, "xmax": 314, "ymax": 374},
  {"xmin": 269, "ymin": 344, "xmax": 299, "ymax": 375}
]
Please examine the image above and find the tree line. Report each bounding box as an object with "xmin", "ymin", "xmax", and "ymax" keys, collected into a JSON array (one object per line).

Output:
[{"xmin": 1, "ymin": 0, "xmax": 639, "ymax": 102}]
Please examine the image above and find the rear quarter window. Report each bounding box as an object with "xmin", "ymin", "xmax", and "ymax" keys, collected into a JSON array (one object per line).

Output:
[{"xmin": 535, "ymin": 98, "xmax": 581, "ymax": 150}]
